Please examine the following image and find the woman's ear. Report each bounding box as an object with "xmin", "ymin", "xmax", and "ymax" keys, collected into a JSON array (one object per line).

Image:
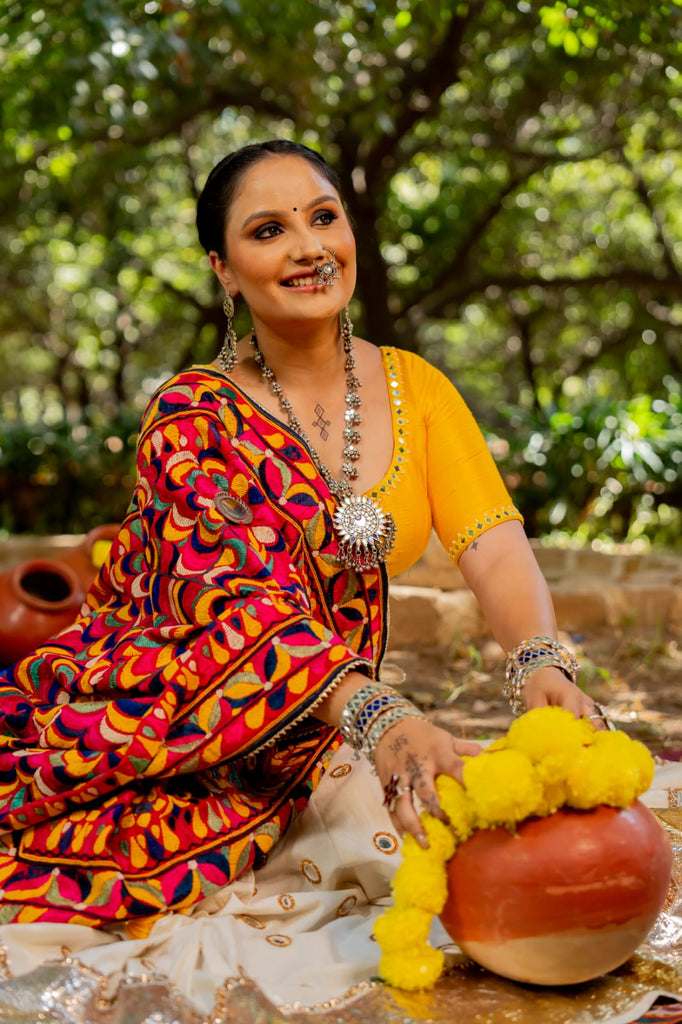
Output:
[{"xmin": 209, "ymin": 251, "xmax": 236, "ymax": 296}]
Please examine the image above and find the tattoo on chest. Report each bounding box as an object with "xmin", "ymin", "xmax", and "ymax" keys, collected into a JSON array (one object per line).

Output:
[{"xmin": 312, "ymin": 403, "xmax": 331, "ymax": 440}]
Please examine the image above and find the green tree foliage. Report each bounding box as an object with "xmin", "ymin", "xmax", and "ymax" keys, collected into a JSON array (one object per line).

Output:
[{"xmin": 0, "ymin": 0, "xmax": 680, "ymax": 544}]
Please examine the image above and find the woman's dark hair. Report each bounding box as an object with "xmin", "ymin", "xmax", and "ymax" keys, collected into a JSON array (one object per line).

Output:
[{"xmin": 196, "ymin": 140, "xmax": 342, "ymax": 259}]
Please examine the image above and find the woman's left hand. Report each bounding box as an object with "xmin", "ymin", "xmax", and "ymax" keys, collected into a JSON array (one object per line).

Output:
[{"xmin": 521, "ymin": 666, "xmax": 610, "ymax": 730}]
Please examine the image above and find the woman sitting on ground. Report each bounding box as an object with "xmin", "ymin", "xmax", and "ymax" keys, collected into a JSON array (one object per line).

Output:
[{"xmin": 0, "ymin": 139, "xmax": 604, "ymax": 1012}]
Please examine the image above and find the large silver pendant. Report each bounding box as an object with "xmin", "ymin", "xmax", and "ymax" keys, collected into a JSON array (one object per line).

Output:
[{"xmin": 333, "ymin": 495, "xmax": 396, "ymax": 571}]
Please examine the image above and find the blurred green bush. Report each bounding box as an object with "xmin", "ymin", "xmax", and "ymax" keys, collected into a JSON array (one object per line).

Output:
[
  {"xmin": 493, "ymin": 377, "xmax": 682, "ymax": 549},
  {"xmin": 2, "ymin": 382, "xmax": 679, "ymax": 549},
  {"xmin": 0, "ymin": 415, "xmax": 139, "ymax": 535}
]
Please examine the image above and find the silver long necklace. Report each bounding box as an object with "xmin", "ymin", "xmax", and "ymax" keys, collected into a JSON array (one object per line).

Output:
[{"xmin": 250, "ymin": 310, "xmax": 396, "ymax": 572}]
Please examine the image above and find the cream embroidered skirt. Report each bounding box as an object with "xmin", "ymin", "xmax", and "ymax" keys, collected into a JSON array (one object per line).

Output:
[
  {"xmin": 1, "ymin": 749, "xmax": 681, "ymax": 1016},
  {"xmin": 0, "ymin": 744, "xmax": 451, "ymax": 1012}
]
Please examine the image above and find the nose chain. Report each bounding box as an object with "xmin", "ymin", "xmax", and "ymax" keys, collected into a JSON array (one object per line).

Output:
[{"xmin": 249, "ymin": 311, "xmax": 396, "ymax": 572}]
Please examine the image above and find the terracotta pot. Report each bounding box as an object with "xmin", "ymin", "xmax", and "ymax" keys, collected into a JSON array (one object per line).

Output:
[
  {"xmin": 440, "ymin": 802, "xmax": 672, "ymax": 986},
  {"xmin": 0, "ymin": 558, "xmax": 85, "ymax": 667},
  {"xmin": 58, "ymin": 523, "xmax": 119, "ymax": 593}
]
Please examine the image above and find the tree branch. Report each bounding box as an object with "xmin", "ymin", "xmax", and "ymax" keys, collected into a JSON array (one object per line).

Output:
[
  {"xmin": 623, "ymin": 156, "xmax": 681, "ymax": 281},
  {"xmin": 12, "ymin": 79, "xmax": 295, "ymax": 190},
  {"xmin": 514, "ymin": 310, "xmax": 543, "ymax": 414},
  {"xmin": 562, "ymin": 326, "xmax": 635, "ymax": 379},
  {"xmin": 417, "ymin": 269, "xmax": 682, "ymax": 321},
  {"xmin": 413, "ymin": 170, "xmax": 531, "ymax": 308},
  {"xmin": 362, "ymin": 1, "xmax": 484, "ymax": 198}
]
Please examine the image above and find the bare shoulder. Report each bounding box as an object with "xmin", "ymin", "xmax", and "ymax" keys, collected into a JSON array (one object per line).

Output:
[{"xmin": 352, "ymin": 337, "xmax": 385, "ymax": 377}]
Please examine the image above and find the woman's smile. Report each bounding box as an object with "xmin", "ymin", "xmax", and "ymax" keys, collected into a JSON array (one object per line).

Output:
[{"xmin": 280, "ymin": 270, "xmax": 325, "ymax": 289}]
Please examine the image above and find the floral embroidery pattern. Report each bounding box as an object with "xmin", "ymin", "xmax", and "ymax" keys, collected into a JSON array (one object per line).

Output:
[{"xmin": 0, "ymin": 368, "xmax": 387, "ymax": 927}]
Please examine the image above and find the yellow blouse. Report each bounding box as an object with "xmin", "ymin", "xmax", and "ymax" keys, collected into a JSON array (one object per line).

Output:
[{"xmin": 366, "ymin": 348, "xmax": 523, "ymax": 579}]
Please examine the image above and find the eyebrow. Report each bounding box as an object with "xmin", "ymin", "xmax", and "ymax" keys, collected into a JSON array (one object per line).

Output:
[{"xmin": 241, "ymin": 194, "xmax": 339, "ymax": 229}]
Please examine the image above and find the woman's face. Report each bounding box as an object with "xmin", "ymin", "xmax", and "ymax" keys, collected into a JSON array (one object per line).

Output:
[{"xmin": 210, "ymin": 155, "xmax": 357, "ymax": 333}]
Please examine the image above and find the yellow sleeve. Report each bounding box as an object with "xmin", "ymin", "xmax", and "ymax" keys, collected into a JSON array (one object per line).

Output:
[{"xmin": 406, "ymin": 353, "xmax": 523, "ymax": 564}]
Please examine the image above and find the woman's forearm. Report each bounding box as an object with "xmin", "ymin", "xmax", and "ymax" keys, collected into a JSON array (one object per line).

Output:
[{"xmin": 313, "ymin": 670, "xmax": 375, "ymax": 727}]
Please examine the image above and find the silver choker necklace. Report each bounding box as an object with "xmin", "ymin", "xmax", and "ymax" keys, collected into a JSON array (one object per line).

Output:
[{"xmin": 250, "ymin": 311, "xmax": 396, "ymax": 572}]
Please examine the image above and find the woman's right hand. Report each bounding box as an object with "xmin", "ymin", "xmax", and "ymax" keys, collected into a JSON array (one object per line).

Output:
[{"xmin": 372, "ymin": 716, "xmax": 481, "ymax": 847}]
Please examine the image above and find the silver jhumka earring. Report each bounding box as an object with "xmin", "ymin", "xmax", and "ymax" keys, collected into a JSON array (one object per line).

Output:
[{"xmin": 219, "ymin": 295, "xmax": 238, "ymax": 373}]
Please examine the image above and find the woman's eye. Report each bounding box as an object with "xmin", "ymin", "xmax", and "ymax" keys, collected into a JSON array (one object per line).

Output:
[
  {"xmin": 314, "ymin": 210, "xmax": 337, "ymax": 225},
  {"xmin": 254, "ymin": 222, "xmax": 282, "ymax": 240}
]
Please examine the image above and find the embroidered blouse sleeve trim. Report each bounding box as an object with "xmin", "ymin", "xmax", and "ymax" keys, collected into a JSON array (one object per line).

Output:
[{"xmin": 447, "ymin": 503, "xmax": 524, "ymax": 563}]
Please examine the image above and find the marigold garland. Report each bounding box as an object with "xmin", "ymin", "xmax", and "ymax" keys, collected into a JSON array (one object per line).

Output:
[{"xmin": 375, "ymin": 706, "xmax": 654, "ymax": 991}]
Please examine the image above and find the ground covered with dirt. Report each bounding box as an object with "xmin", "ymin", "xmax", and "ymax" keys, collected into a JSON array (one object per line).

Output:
[{"xmin": 385, "ymin": 625, "xmax": 682, "ymax": 755}]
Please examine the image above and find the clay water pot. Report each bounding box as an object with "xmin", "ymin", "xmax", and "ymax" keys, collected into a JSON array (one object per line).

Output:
[
  {"xmin": 0, "ymin": 558, "xmax": 84, "ymax": 666},
  {"xmin": 58, "ymin": 523, "xmax": 119, "ymax": 593},
  {"xmin": 440, "ymin": 802, "xmax": 672, "ymax": 986}
]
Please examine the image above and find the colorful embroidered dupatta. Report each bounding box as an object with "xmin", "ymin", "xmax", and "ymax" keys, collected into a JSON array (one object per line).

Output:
[{"xmin": 0, "ymin": 368, "xmax": 387, "ymax": 929}]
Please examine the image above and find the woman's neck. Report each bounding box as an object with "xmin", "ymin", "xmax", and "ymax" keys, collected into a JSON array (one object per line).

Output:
[{"xmin": 246, "ymin": 316, "xmax": 345, "ymax": 384}]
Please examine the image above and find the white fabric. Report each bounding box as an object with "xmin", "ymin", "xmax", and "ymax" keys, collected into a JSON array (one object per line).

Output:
[
  {"xmin": 0, "ymin": 749, "xmax": 679, "ymax": 1014},
  {"xmin": 0, "ymin": 745, "xmax": 450, "ymax": 1011}
]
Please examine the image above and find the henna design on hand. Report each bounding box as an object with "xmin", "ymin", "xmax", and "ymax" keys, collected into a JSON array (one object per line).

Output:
[
  {"xmin": 405, "ymin": 751, "xmax": 428, "ymax": 787},
  {"xmin": 422, "ymin": 794, "xmax": 441, "ymax": 817},
  {"xmin": 388, "ymin": 733, "xmax": 409, "ymax": 756}
]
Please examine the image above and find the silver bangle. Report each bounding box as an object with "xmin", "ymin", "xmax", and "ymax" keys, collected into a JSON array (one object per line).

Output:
[
  {"xmin": 338, "ymin": 683, "xmax": 425, "ymax": 765},
  {"xmin": 339, "ymin": 684, "xmax": 402, "ymax": 752},
  {"xmin": 362, "ymin": 704, "xmax": 426, "ymax": 766},
  {"xmin": 340, "ymin": 682, "xmax": 388, "ymax": 723},
  {"xmin": 503, "ymin": 636, "xmax": 580, "ymax": 717}
]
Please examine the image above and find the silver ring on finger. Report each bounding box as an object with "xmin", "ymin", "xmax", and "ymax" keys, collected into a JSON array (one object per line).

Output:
[
  {"xmin": 587, "ymin": 703, "xmax": 615, "ymax": 730},
  {"xmin": 390, "ymin": 785, "xmax": 413, "ymax": 815}
]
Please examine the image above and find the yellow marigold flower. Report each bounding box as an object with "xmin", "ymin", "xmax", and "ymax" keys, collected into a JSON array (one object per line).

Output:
[
  {"xmin": 392, "ymin": 850, "xmax": 448, "ymax": 914},
  {"xmin": 592, "ymin": 730, "xmax": 654, "ymax": 793},
  {"xmin": 565, "ymin": 747, "xmax": 631, "ymax": 809},
  {"xmin": 536, "ymin": 779, "xmax": 568, "ymax": 817},
  {"xmin": 373, "ymin": 907, "xmax": 433, "ymax": 952},
  {"xmin": 463, "ymin": 749, "xmax": 544, "ymax": 828},
  {"xmin": 629, "ymin": 736, "xmax": 655, "ymax": 792},
  {"xmin": 380, "ymin": 944, "xmax": 445, "ymax": 990},
  {"xmin": 565, "ymin": 729, "xmax": 652, "ymax": 810},
  {"xmin": 486, "ymin": 736, "xmax": 507, "ymax": 752},
  {"xmin": 577, "ymin": 716, "xmax": 598, "ymax": 743},
  {"xmin": 91, "ymin": 537, "xmax": 113, "ymax": 568},
  {"xmin": 402, "ymin": 813, "xmax": 456, "ymax": 862},
  {"xmin": 435, "ymin": 774, "xmax": 474, "ymax": 842},
  {"xmin": 506, "ymin": 706, "xmax": 592, "ymax": 783}
]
